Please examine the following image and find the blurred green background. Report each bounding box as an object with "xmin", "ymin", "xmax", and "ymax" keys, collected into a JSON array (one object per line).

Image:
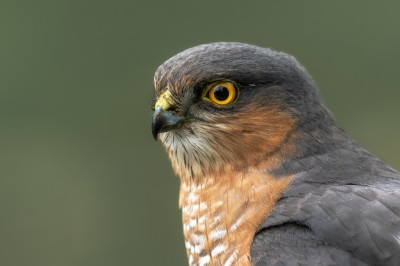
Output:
[{"xmin": 1, "ymin": 1, "xmax": 400, "ymax": 265}]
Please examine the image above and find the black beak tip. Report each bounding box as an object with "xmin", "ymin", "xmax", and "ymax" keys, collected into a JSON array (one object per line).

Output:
[
  {"xmin": 152, "ymin": 116, "xmax": 164, "ymax": 142},
  {"xmin": 152, "ymin": 131, "xmax": 158, "ymax": 142}
]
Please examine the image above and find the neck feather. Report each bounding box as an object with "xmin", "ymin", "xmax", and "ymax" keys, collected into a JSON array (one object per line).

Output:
[{"xmin": 180, "ymin": 165, "xmax": 293, "ymax": 266}]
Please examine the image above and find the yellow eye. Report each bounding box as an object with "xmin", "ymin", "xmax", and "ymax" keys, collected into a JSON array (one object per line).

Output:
[{"xmin": 207, "ymin": 82, "xmax": 237, "ymax": 105}]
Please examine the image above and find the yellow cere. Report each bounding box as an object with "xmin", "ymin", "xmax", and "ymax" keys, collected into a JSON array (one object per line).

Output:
[
  {"xmin": 207, "ymin": 82, "xmax": 237, "ymax": 105},
  {"xmin": 155, "ymin": 90, "xmax": 174, "ymax": 111}
]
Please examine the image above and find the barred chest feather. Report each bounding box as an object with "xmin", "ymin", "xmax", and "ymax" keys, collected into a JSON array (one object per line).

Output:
[{"xmin": 180, "ymin": 170, "xmax": 293, "ymax": 266}]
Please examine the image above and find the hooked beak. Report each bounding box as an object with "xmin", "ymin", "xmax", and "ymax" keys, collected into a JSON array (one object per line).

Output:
[{"xmin": 151, "ymin": 90, "xmax": 184, "ymax": 141}]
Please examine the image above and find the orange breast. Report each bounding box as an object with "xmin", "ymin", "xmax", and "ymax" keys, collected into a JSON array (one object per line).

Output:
[{"xmin": 180, "ymin": 169, "xmax": 293, "ymax": 266}]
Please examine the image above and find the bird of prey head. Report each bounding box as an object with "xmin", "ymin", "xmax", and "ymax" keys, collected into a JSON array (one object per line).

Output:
[
  {"xmin": 152, "ymin": 43, "xmax": 329, "ymax": 179},
  {"xmin": 150, "ymin": 43, "xmax": 400, "ymax": 266}
]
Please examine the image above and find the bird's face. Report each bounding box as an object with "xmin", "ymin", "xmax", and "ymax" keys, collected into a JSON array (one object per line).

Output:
[{"xmin": 151, "ymin": 43, "xmax": 317, "ymax": 180}]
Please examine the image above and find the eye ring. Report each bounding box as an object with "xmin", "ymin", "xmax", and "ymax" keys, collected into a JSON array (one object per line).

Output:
[{"xmin": 207, "ymin": 82, "xmax": 237, "ymax": 105}]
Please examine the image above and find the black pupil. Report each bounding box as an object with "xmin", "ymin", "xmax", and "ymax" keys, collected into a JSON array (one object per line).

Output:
[{"xmin": 213, "ymin": 86, "xmax": 230, "ymax": 101}]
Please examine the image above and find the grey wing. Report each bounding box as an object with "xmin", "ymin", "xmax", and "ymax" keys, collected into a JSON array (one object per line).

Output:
[
  {"xmin": 251, "ymin": 222, "xmax": 369, "ymax": 266},
  {"xmin": 252, "ymin": 185, "xmax": 400, "ymax": 266}
]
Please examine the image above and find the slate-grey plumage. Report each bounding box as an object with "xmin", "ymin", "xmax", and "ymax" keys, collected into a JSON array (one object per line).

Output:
[{"xmin": 151, "ymin": 42, "xmax": 400, "ymax": 266}]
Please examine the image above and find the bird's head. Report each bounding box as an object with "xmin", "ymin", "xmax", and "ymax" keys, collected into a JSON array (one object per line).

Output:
[{"xmin": 151, "ymin": 42, "xmax": 328, "ymax": 180}]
